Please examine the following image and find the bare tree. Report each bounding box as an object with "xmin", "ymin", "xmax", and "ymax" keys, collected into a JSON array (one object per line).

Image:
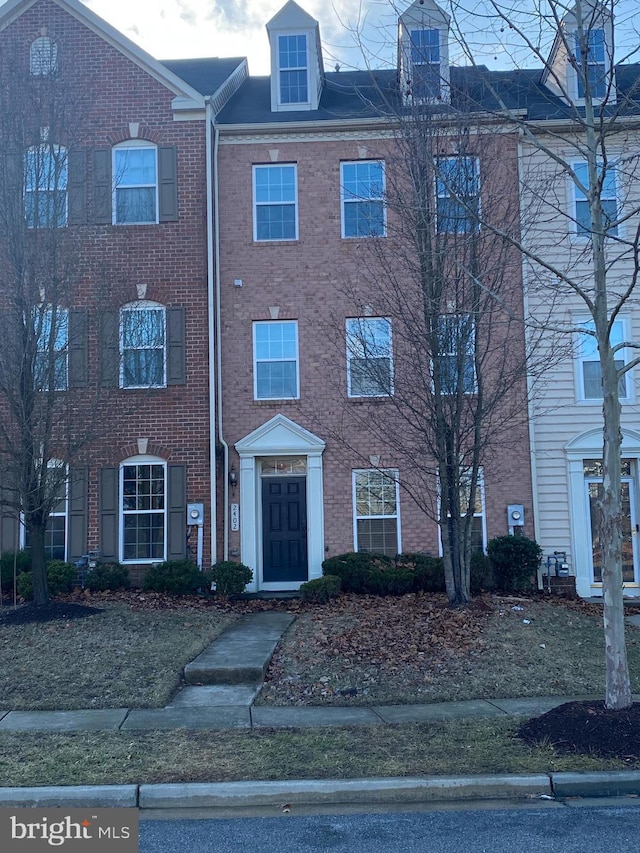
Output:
[
  {"xmin": 438, "ymin": 0, "xmax": 640, "ymax": 707},
  {"xmin": 0, "ymin": 45, "xmax": 92, "ymax": 605}
]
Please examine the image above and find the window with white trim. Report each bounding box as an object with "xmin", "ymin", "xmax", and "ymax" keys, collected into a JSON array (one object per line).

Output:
[
  {"xmin": 278, "ymin": 34, "xmax": 308, "ymax": 105},
  {"xmin": 253, "ymin": 320, "xmax": 299, "ymax": 400},
  {"xmin": 120, "ymin": 460, "xmax": 166, "ymax": 562},
  {"xmin": 436, "ymin": 156, "xmax": 479, "ymax": 233},
  {"xmin": 341, "ymin": 161, "xmax": 385, "ymax": 238},
  {"xmin": 436, "ymin": 314, "xmax": 476, "ymax": 394},
  {"xmin": 120, "ymin": 303, "xmax": 166, "ymax": 389},
  {"xmin": 572, "ymin": 161, "xmax": 618, "ymax": 237},
  {"xmin": 30, "ymin": 37, "xmax": 57, "ymax": 76},
  {"xmin": 353, "ymin": 469, "xmax": 400, "ymax": 557},
  {"xmin": 22, "ymin": 463, "xmax": 68, "ymax": 561},
  {"xmin": 253, "ymin": 164, "xmax": 298, "ymax": 241},
  {"xmin": 346, "ymin": 317, "xmax": 393, "ymax": 397},
  {"xmin": 576, "ymin": 317, "xmax": 629, "ymax": 401},
  {"xmin": 113, "ymin": 142, "xmax": 158, "ymax": 224},
  {"xmin": 34, "ymin": 306, "xmax": 68, "ymax": 391},
  {"xmin": 574, "ymin": 28, "xmax": 606, "ymax": 99},
  {"xmin": 439, "ymin": 467, "xmax": 486, "ymax": 554},
  {"xmin": 410, "ymin": 28, "xmax": 441, "ymax": 101},
  {"xmin": 25, "ymin": 144, "xmax": 67, "ymax": 228}
]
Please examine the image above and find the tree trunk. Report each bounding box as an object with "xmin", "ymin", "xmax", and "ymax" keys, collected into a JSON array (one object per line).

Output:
[{"xmin": 28, "ymin": 524, "xmax": 50, "ymax": 606}]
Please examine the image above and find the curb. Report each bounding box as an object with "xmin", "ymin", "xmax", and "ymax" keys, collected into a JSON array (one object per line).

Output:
[{"xmin": 0, "ymin": 772, "xmax": 639, "ymax": 810}]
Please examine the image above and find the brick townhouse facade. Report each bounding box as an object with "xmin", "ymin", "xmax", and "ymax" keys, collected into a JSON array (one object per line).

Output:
[{"xmin": 0, "ymin": 0, "xmax": 538, "ymax": 592}]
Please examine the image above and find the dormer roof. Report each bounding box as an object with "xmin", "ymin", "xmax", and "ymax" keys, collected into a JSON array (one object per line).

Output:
[
  {"xmin": 266, "ymin": 0, "xmax": 325, "ymax": 112},
  {"xmin": 398, "ymin": 0, "xmax": 451, "ymax": 104}
]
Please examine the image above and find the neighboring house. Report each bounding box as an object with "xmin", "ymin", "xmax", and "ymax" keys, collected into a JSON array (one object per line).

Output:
[
  {"xmin": 0, "ymin": 0, "xmax": 245, "ymax": 582},
  {"xmin": 515, "ymin": 4, "xmax": 640, "ymax": 598},
  {"xmin": 214, "ymin": 0, "xmax": 535, "ymax": 592}
]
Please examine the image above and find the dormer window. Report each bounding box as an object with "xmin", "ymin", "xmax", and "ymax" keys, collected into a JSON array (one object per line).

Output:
[
  {"xmin": 410, "ymin": 28, "xmax": 441, "ymax": 100},
  {"xmin": 278, "ymin": 34, "xmax": 308, "ymax": 104},
  {"xmin": 575, "ymin": 28, "xmax": 606, "ymax": 99},
  {"xmin": 30, "ymin": 37, "xmax": 57, "ymax": 76}
]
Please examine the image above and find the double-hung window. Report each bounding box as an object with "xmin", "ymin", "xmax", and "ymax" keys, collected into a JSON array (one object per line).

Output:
[
  {"xmin": 436, "ymin": 314, "xmax": 476, "ymax": 394},
  {"xmin": 25, "ymin": 144, "xmax": 68, "ymax": 228},
  {"xmin": 353, "ymin": 469, "xmax": 400, "ymax": 557},
  {"xmin": 572, "ymin": 162, "xmax": 618, "ymax": 237},
  {"xmin": 113, "ymin": 143, "xmax": 158, "ymax": 224},
  {"xmin": 576, "ymin": 317, "xmax": 629, "ymax": 401},
  {"xmin": 253, "ymin": 320, "xmax": 299, "ymax": 400},
  {"xmin": 346, "ymin": 317, "xmax": 393, "ymax": 397},
  {"xmin": 341, "ymin": 161, "xmax": 385, "ymax": 238},
  {"xmin": 121, "ymin": 461, "xmax": 166, "ymax": 562},
  {"xmin": 575, "ymin": 28, "xmax": 606, "ymax": 99},
  {"xmin": 120, "ymin": 304, "xmax": 166, "ymax": 388},
  {"xmin": 253, "ymin": 164, "xmax": 298, "ymax": 241},
  {"xmin": 436, "ymin": 157, "xmax": 479, "ymax": 233},
  {"xmin": 410, "ymin": 28, "xmax": 441, "ymax": 100},
  {"xmin": 22, "ymin": 463, "xmax": 68, "ymax": 561},
  {"xmin": 439, "ymin": 467, "xmax": 486, "ymax": 554},
  {"xmin": 34, "ymin": 307, "xmax": 68, "ymax": 391},
  {"xmin": 278, "ymin": 34, "xmax": 308, "ymax": 104}
]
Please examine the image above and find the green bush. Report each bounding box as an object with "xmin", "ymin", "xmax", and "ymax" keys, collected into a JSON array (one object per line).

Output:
[
  {"xmin": 470, "ymin": 551, "xmax": 495, "ymax": 593},
  {"xmin": 84, "ymin": 562, "xmax": 130, "ymax": 592},
  {"xmin": 366, "ymin": 564, "xmax": 416, "ymax": 596},
  {"xmin": 396, "ymin": 553, "xmax": 446, "ymax": 593},
  {"xmin": 143, "ymin": 560, "xmax": 204, "ymax": 595},
  {"xmin": 0, "ymin": 550, "xmax": 31, "ymax": 593},
  {"xmin": 321, "ymin": 552, "xmax": 393, "ymax": 593},
  {"xmin": 17, "ymin": 560, "xmax": 76, "ymax": 600},
  {"xmin": 210, "ymin": 560, "xmax": 253, "ymax": 596},
  {"xmin": 487, "ymin": 535, "xmax": 542, "ymax": 593},
  {"xmin": 299, "ymin": 574, "xmax": 342, "ymax": 604}
]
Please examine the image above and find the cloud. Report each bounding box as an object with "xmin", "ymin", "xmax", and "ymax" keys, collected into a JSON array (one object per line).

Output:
[
  {"xmin": 175, "ymin": 0, "xmax": 197, "ymax": 27},
  {"xmin": 204, "ymin": 0, "xmax": 269, "ymax": 31}
]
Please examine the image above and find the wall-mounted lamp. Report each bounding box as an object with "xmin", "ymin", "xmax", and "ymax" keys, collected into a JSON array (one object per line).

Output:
[{"xmin": 229, "ymin": 465, "xmax": 238, "ymax": 491}]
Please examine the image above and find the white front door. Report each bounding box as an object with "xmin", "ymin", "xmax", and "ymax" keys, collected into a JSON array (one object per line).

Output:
[{"xmin": 586, "ymin": 469, "xmax": 639, "ymax": 586}]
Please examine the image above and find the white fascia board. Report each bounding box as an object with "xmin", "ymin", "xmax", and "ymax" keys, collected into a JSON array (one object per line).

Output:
[{"xmin": 0, "ymin": 0, "xmax": 205, "ymax": 108}]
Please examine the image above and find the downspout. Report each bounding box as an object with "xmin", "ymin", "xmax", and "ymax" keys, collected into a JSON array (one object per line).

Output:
[
  {"xmin": 518, "ymin": 129, "xmax": 541, "ymax": 550},
  {"xmin": 206, "ymin": 100, "xmax": 226, "ymax": 564},
  {"xmin": 210, "ymin": 111, "xmax": 230, "ymax": 561}
]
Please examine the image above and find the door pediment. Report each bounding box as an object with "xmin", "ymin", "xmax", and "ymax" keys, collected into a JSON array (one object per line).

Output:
[{"xmin": 236, "ymin": 414, "xmax": 325, "ymax": 456}]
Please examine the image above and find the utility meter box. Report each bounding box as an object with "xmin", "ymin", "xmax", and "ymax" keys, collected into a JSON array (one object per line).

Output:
[
  {"xmin": 186, "ymin": 503, "xmax": 204, "ymax": 526},
  {"xmin": 507, "ymin": 504, "xmax": 525, "ymax": 526}
]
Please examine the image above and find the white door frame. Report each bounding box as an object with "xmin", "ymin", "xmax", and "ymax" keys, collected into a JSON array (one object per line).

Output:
[
  {"xmin": 567, "ymin": 428, "xmax": 640, "ymax": 598},
  {"xmin": 235, "ymin": 414, "xmax": 325, "ymax": 592}
]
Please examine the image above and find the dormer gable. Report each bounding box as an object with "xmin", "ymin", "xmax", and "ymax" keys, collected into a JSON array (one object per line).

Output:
[
  {"xmin": 542, "ymin": 1, "xmax": 615, "ymax": 105},
  {"xmin": 398, "ymin": 0, "xmax": 451, "ymax": 105},
  {"xmin": 266, "ymin": 0, "xmax": 324, "ymax": 112}
]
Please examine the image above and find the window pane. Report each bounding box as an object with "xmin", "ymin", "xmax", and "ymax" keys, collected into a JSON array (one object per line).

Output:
[
  {"xmin": 116, "ymin": 187, "xmax": 156, "ymax": 224},
  {"xmin": 357, "ymin": 519, "xmax": 398, "ymax": 558},
  {"xmin": 256, "ymin": 204, "xmax": 296, "ymax": 240},
  {"xmin": 114, "ymin": 148, "xmax": 157, "ymax": 224},
  {"xmin": 115, "ymin": 149, "xmax": 156, "ymax": 186},
  {"xmin": 256, "ymin": 361, "xmax": 297, "ymax": 398}
]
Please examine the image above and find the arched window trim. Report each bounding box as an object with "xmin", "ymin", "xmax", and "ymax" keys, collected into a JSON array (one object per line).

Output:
[{"xmin": 30, "ymin": 36, "xmax": 58, "ymax": 76}]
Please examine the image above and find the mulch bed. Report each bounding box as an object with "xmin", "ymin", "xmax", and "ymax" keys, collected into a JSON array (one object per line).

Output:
[
  {"xmin": 517, "ymin": 700, "xmax": 640, "ymax": 760},
  {"xmin": 0, "ymin": 602, "xmax": 103, "ymax": 625}
]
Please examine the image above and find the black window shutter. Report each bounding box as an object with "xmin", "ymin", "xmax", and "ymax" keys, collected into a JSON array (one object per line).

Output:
[
  {"xmin": 100, "ymin": 311, "xmax": 119, "ymax": 387},
  {"xmin": 68, "ymin": 309, "xmax": 88, "ymax": 388},
  {"xmin": 158, "ymin": 146, "xmax": 178, "ymax": 222},
  {"xmin": 167, "ymin": 306, "xmax": 186, "ymax": 385},
  {"xmin": 167, "ymin": 464, "xmax": 186, "ymax": 560},
  {"xmin": 99, "ymin": 467, "xmax": 119, "ymax": 561},
  {"xmin": 92, "ymin": 148, "xmax": 112, "ymax": 225},
  {"xmin": 67, "ymin": 467, "xmax": 88, "ymax": 562},
  {"xmin": 0, "ymin": 486, "xmax": 19, "ymax": 555},
  {"xmin": 68, "ymin": 150, "xmax": 87, "ymax": 225}
]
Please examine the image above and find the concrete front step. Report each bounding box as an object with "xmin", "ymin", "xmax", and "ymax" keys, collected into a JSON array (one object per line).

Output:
[
  {"xmin": 167, "ymin": 684, "xmax": 261, "ymax": 707},
  {"xmin": 184, "ymin": 611, "xmax": 295, "ymax": 686}
]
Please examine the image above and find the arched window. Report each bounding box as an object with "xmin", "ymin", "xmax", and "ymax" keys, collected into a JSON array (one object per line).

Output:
[
  {"xmin": 113, "ymin": 140, "xmax": 158, "ymax": 224},
  {"xmin": 120, "ymin": 456, "xmax": 166, "ymax": 562},
  {"xmin": 30, "ymin": 37, "xmax": 58, "ymax": 76},
  {"xmin": 119, "ymin": 301, "xmax": 166, "ymax": 388}
]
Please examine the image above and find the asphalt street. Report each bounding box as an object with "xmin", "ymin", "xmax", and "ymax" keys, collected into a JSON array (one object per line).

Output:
[{"xmin": 139, "ymin": 804, "xmax": 640, "ymax": 852}]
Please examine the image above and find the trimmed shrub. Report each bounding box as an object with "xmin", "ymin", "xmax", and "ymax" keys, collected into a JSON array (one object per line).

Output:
[
  {"xmin": 210, "ymin": 560, "xmax": 253, "ymax": 596},
  {"xmin": 84, "ymin": 562, "xmax": 130, "ymax": 592},
  {"xmin": 366, "ymin": 564, "xmax": 416, "ymax": 596},
  {"xmin": 143, "ymin": 560, "xmax": 204, "ymax": 595},
  {"xmin": 396, "ymin": 553, "xmax": 446, "ymax": 593},
  {"xmin": 16, "ymin": 560, "xmax": 76, "ymax": 600},
  {"xmin": 299, "ymin": 574, "xmax": 341, "ymax": 604},
  {"xmin": 470, "ymin": 551, "xmax": 495, "ymax": 593},
  {"xmin": 487, "ymin": 535, "xmax": 542, "ymax": 593},
  {"xmin": 321, "ymin": 552, "xmax": 393, "ymax": 593},
  {"xmin": 0, "ymin": 550, "xmax": 31, "ymax": 593}
]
